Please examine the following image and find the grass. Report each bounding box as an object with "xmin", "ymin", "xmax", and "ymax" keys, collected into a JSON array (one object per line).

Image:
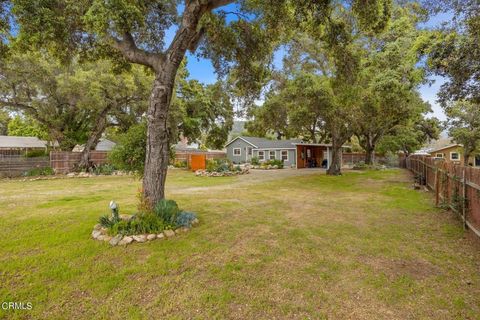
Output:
[{"xmin": 1, "ymin": 169, "xmax": 480, "ymax": 319}]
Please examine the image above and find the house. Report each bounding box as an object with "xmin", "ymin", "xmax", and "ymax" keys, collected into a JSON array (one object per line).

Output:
[
  {"xmin": 0, "ymin": 135, "xmax": 51, "ymax": 156},
  {"xmin": 225, "ymin": 136, "xmax": 343, "ymax": 169},
  {"xmin": 428, "ymin": 144, "xmax": 480, "ymax": 166}
]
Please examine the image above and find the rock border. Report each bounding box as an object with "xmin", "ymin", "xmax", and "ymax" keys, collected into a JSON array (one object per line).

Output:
[
  {"xmin": 91, "ymin": 217, "xmax": 199, "ymax": 247},
  {"xmin": 195, "ymin": 168, "xmax": 249, "ymax": 177}
]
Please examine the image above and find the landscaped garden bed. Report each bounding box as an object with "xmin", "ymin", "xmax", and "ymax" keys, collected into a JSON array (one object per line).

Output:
[
  {"xmin": 250, "ymin": 159, "xmax": 285, "ymax": 170},
  {"xmin": 195, "ymin": 158, "xmax": 250, "ymax": 177},
  {"xmin": 92, "ymin": 199, "xmax": 198, "ymax": 246}
]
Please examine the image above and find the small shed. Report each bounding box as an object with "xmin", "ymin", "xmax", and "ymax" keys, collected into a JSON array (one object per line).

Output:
[{"xmin": 294, "ymin": 143, "xmax": 335, "ymax": 169}]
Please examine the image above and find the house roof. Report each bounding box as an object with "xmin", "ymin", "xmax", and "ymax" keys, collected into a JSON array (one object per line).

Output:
[
  {"xmin": 0, "ymin": 135, "xmax": 48, "ymax": 149},
  {"xmin": 225, "ymin": 136, "xmax": 304, "ymax": 149},
  {"xmin": 95, "ymin": 138, "xmax": 116, "ymax": 151},
  {"xmin": 72, "ymin": 138, "xmax": 117, "ymax": 152},
  {"xmin": 429, "ymin": 144, "xmax": 463, "ymax": 154}
]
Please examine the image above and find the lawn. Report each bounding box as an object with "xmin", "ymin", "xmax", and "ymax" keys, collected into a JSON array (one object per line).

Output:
[{"xmin": 1, "ymin": 169, "xmax": 480, "ymax": 319}]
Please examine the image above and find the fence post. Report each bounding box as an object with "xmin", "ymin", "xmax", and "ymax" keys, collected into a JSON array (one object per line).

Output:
[
  {"xmin": 462, "ymin": 167, "xmax": 467, "ymax": 230},
  {"xmin": 435, "ymin": 166, "xmax": 439, "ymax": 206}
]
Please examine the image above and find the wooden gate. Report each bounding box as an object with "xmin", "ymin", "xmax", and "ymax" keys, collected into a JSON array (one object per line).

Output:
[{"xmin": 190, "ymin": 154, "xmax": 206, "ymax": 171}]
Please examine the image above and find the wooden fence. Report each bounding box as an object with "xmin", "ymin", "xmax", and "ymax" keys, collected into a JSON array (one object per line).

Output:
[
  {"xmin": 50, "ymin": 150, "xmax": 227, "ymax": 173},
  {"xmin": 406, "ymin": 155, "xmax": 480, "ymax": 238},
  {"xmin": 342, "ymin": 153, "xmax": 387, "ymax": 166},
  {"xmin": 0, "ymin": 156, "xmax": 50, "ymax": 177},
  {"xmin": 50, "ymin": 151, "xmax": 109, "ymax": 174},
  {"xmin": 175, "ymin": 150, "xmax": 226, "ymax": 168}
]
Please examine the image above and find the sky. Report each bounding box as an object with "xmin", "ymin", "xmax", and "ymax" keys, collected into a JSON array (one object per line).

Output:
[{"xmin": 181, "ymin": 8, "xmax": 454, "ymax": 121}]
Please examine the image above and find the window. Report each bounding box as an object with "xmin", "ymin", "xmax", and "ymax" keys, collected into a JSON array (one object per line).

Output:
[
  {"xmin": 233, "ymin": 148, "xmax": 241, "ymax": 156},
  {"xmin": 450, "ymin": 152, "xmax": 460, "ymax": 160},
  {"xmin": 435, "ymin": 153, "xmax": 443, "ymax": 158},
  {"xmin": 307, "ymin": 148, "xmax": 311, "ymax": 158},
  {"xmin": 269, "ymin": 150, "xmax": 276, "ymax": 160},
  {"xmin": 281, "ymin": 150, "xmax": 288, "ymax": 161},
  {"xmin": 247, "ymin": 147, "xmax": 252, "ymax": 156},
  {"xmin": 258, "ymin": 151, "xmax": 265, "ymax": 161}
]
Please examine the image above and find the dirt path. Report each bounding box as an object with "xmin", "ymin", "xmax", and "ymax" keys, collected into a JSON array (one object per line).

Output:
[{"xmin": 168, "ymin": 168, "xmax": 328, "ymax": 194}]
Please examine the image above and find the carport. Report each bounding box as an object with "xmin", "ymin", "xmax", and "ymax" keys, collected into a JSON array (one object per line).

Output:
[{"xmin": 294, "ymin": 143, "xmax": 334, "ymax": 169}]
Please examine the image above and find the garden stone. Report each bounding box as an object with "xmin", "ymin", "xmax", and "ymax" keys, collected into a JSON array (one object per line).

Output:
[
  {"xmin": 93, "ymin": 224, "xmax": 102, "ymax": 231},
  {"xmin": 119, "ymin": 236, "xmax": 133, "ymax": 246},
  {"xmin": 97, "ymin": 235, "xmax": 106, "ymax": 241},
  {"xmin": 67, "ymin": 172, "xmax": 76, "ymax": 177},
  {"xmin": 164, "ymin": 230, "xmax": 175, "ymax": 238},
  {"xmin": 192, "ymin": 218, "xmax": 199, "ymax": 226},
  {"xmin": 157, "ymin": 233, "xmax": 165, "ymax": 240},
  {"xmin": 109, "ymin": 235, "xmax": 123, "ymax": 246},
  {"xmin": 92, "ymin": 230, "xmax": 102, "ymax": 239},
  {"xmin": 103, "ymin": 236, "xmax": 112, "ymax": 242},
  {"xmin": 133, "ymin": 235, "xmax": 147, "ymax": 243},
  {"xmin": 176, "ymin": 227, "xmax": 190, "ymax": 234},
  {"xmin": 147, "ymin": 234, "xmax": 156, "ymax": 241}
]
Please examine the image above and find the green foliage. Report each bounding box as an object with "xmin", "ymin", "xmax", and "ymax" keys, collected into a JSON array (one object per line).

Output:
[
  {"xmin": 102, "ymin": 198, "xmax": 196, "ymax": 235},
  {"xmin": 23, "ymin": 149, "xmax": 48, "ymax": 158},
  {"xmin": 176, "ymin": 211, "xmax": 197, "ymax": 228},
  {"xmin": 206, "ymin": 158, "xmax": 232, "ymax": 173},
  {"xmin": 444, "ymin": 100, "xmax": 480, "ymax": 164},
  {"xmin": 170, "ymin": 78, "xmax": 234, "ymax": 150},
  {"xmin": 99, "ymin": 214, "xmax": 115, "ymax": 229},
  {"xmin": 24, "ymin": 167, "xmax": 54, "ymax": 177},
  {"xmin": 112, "ymin": 213, "xmax": 164, "ymax": 236},
  {"xmin": 173, "ymin": 160, "xmax": 187, "ymax": 168},
  {"xmin": 109, "ymin": 122, "xmax": 147, "ymax": 175},
  {"xmin": 7, "ymin": 116, "xmax": 49, "ymax": 140},
  {"xmin": 0, "ymin": 53, "xmax": 151, "ymax": 150},
  {"xmin": 265, "ymin": 159, "xmax": 284, "ymax": 169},
  {"xmin": 250, "ymin": 157, "xmax": 260, "ymax": 165},
  {"xmin": 93, "ymin": 163, "xmax": 116, "ymax": 175},
  {"xmin": 377, "ymin": 118, "xmax": 440, "ymax": 155},
  {"xmin": 0, "ymin": 109, "xmax": 10, "ymax": 135},
  {"xmin": 154, "ymin": 199, "xmax": 180, "ymax": 227}
]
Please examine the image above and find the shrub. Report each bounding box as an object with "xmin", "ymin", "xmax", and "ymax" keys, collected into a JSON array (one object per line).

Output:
[
  {"xmin": 173, "ymin": 160, "xmax": 187, "ymax": 168},
  {"xmin": 109, "ymin": 122, "xmax": 146, "ymax": 175},
  {"xmin": 206, "ymin": 158, "xmax": 232, "ymax": 173},
  {"xmin": 24, "ymin": 167, "xmax": 54, "ymax": 176},
  {"xmin": 251, "ymin": 157, "xmax": 260, "ymax": 165},
  {"xmin": 93, "ymin": 163, "xmax": 116, "ymax": 175},
  {"xmin": 265, "ymin": 159, "xmax": 284, "ymax": 169},
  {"xmin": 353, "ymin": 161, "xmax": 368, "ymax": 170},
  {"xmin": 23, "ymin": 149, "xmax": 48, "ymax": 158},
  {"xmin": 98, "ymin": 198, "xmax": 197, "ymax": 236},
  {"xmin": 176, "ymin": 211, "xmax": 197, "ymax": 228},
  {"xmin": 154, "ymin": 199, "xmax": 180, "ymax": 226}
]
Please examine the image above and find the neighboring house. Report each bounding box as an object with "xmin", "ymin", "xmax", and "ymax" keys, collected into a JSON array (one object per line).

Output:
[
  {"xmin": 0, "ymin": 135, "xmax": 51, "ymax": 156},
  {"xmin": 95, "ymin": 138, "xmax": 117, "ymax": 151},
  {"xmin": 72, "ymin": 138, "xmax": 117, "ymax": 152},
  {"xmin": 428, "ymin": 144, "xmax": 480, "ymax": 167},
  {"xmin": 225, "ymin": 136, "xmax": 344, "ymax": 169}
]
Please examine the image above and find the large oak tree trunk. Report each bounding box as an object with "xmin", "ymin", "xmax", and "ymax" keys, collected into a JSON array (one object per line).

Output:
[
  {"xmin": 364, "ymin": 146, "xmax": 375, "ymax": 165},
  {"xmin": 142, "ymin": 73, "xmax": 176, "ymax": 206},
  {"xmin": 327, "ymin": 143, "xmax": 343, "ymax": 175}
]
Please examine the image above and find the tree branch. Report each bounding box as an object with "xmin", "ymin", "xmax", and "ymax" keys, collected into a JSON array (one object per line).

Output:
[{"xmin": 109, "ymin": 32, "xmax": 164, "ymax": 72}]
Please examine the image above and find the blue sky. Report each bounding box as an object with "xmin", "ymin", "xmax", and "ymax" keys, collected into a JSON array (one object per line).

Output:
[{"xmin": 181, "ymin": 9, "xmax": 453, "ymax": 121}]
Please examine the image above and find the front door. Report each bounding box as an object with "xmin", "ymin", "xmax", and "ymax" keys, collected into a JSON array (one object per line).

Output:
[{"xmin": 475, "ymin": 155, "xmax": 480, "ymax": 167}]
